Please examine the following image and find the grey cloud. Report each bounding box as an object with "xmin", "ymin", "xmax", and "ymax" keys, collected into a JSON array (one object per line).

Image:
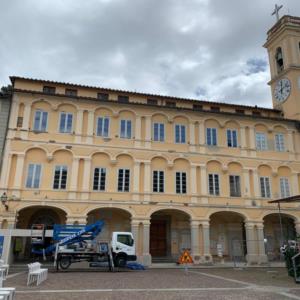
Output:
[{"xmin": 1, "ymin": 0, "xmax": 300, "ymax": 107}]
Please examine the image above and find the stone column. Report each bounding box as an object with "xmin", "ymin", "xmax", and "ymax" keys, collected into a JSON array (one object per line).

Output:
[
  {"xmin": 240, "ymin": 126, "xmax": 247, "ymax": 148},
  {"xmin": 0, "ymin": 146, "xmax": 12, "ymax": 189},
  {"xmin": 133, "ymin": 161, "xmax": 140, "ymax": 201},
  {"xmin": 256, "ymin": 222, "xmax": 268, "ymax": 264},
  {"xmin": 143, "ymin": 162, "xmax": 151, "ymax": 202},
  {"xmin": 199, "ymin": 122, "xmax": 205, "ymax": 153},
  {"xmin": 69, "ymin": 157, "xmax": 80, "ymax": 199},
  {"xmin": 244, "ymin": 222, "xmax": 257, "ymax": 264},
  {"xmin": 144, "ymin": 116, "xmax": 152, "ymax": 148},
  {"xmin": 252, "ymin": 169, "xmax": 260, "ymax": 198},
  {"xmin": 190, "ymin": 165, "xmax": 198, "ymax": 203},
  {"xmin": 82, "ymin": 158, "xmax": 92, "ymax": 199},
  {"xmin": 131, "ymin": 219, "xmax": 140, "ymax": 259},
  {"xmin": 134, "ymin": 115, "xmax": 142, "ymax": 148},
  {"xmin": 201, "ymin": 221, "xmax": 212, "ymax": 263},
  {"xmin": 292, "ymin": 172, "xmax": 299, "ymax": 196},
  {"xmin": 75, "ymin": 109, "xmax": 84, "ymax": 143},
  {"xmin": 12, "ymin": 153, "xmax": 25, "ymax": 196},
  {"xmin": 190, "ymin": 220, "xmax": 201, "ymax": 264},
  {"xmin": 243, "ymin": 169, "xmax": 250, "ymax": 197},
  {"xmin": 86, "ymin": 110, "xmax": 94, "ymax": 144},
  {"xmin": 189, "ymin": 122, "xmax": 196, "ymax": 152},
  {"xmin": 21, "ymin": 102, "xmax": 31, "ymax": 131},
  {"xmin": 249, "ymin": 126, "xmax": 256, "ymax": 149},
  {"xmin": 200, "ymin": 164, "xmax": 207, "ymax": 196},
  {"xmin": 142, "ymin": 220, "xmax": 151, "ymax": 266}
]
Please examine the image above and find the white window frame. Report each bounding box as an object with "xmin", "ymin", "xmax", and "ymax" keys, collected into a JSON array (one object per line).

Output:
[
  {"xmin": 93, "ymin": 167, "xmax": 107, "ymax": 191},
  {"xmin": 229, "ymin": 174, "xmax": 241, "ymax": 197},
  {"xmin": 120, "ymin": 119, "xmax": 132, "ymax": 139},
  {"xmin": 153, "ymin": 123, "xmax": 165, "ymax": 142},
  {"xmin": 175, "ymin": 171, "xmax": 187, "ymax": 194},
  {"xmin": 96, "ymin": 117, "xmax": 110, "ymax": 137},
  {"xmin": 208, "ymin": 173, "xmax": 220, "ymax": 195},
  {"xmin": 25, "ymin": 163, "xmax": 42, "ymax": 189},
  {"xmin": 206, "ymin": 128, "xmax": 218, "ymax": 146},
  {"xmin": 33, "ymin": 110, "xmax": 48, "ymax": 132},
  {"xmin": 280, "ymin": 177, "xmax": 290, "ymax": 198},
  {"xmin": 275, "ymin": 133, "xmax": 285, "ymax": 152},
  {"xmin": 260, "ymin": 176, "xmax": 271, "ymax": 198},
  {"xmin": 118, "ymin": 168, "xmax": 130, "ymax": 192},
  {"xmin": 59, "ymin": 112, "xmax": 73, "ymax": 133},
  {"xmin": 227, "ymin": 129, "xmax": 238, "ymax": 148},
  {"xmin": 53, "ymin": 165, "xmax": 68, "ymax": 190},
  {"xmin": 174, "ymin": 124, "xmax": 186, "ymax": 144},
  {"xmin": 256, "ymin": 132, "xmax": 268, "ymax": 151},
  {"xmin": 152, "ymin": 170, "xmax": 164, "ymax": 193}
]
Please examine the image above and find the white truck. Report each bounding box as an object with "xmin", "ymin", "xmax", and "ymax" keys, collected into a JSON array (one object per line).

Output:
[{"xmin": 31, "ymin": 221, "xmax": 137, "ymax": 271}]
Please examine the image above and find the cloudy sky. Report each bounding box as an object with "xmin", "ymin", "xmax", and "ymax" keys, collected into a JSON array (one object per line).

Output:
[{"xmin": 1, "ymin": 0, "xmax": 300, "ymax": 107}]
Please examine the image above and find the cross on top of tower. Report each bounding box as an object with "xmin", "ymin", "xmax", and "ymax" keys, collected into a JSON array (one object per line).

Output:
[{"xmin": 272, "ymin": 4, "xmax": 283, "ymax": 22}]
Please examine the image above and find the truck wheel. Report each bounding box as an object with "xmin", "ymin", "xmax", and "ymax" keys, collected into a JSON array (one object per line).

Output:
[
  {"xmin": 59, "ymin": 256, "xmax": 71, "ymax": 270},
  {"xmin": 115, "ymin": 256, "xmax": 127, "ymax": 268}
]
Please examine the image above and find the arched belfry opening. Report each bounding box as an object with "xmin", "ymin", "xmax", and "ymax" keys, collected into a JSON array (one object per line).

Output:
[{"xmin": 275, "ymin": 47, "xmax": 284, "ymax": 73}]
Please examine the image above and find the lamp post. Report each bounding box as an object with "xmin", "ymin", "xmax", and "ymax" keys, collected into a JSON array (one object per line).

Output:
[{"xmin": 1, "ymin": 192, "xmax": 8, "ymax": 211}]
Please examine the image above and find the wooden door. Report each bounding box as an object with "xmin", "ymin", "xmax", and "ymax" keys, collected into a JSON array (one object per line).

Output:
[{"xmin": 150, "ymin": 220, "xmax": 167, "ymax": 257}]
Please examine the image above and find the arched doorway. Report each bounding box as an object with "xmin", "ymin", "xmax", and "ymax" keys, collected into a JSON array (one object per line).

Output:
[
  {"xmin": 150, "ymin": 209, "xmax": 190, "ymax": 262},
  {"xmin": 15, "ymin": 206, "xmax": 67, "ymax": 262},
  {"xmin": 210, "ymin": 211, "xmax": 246, "ymax": 262},
  {"xmin": 263, "ymin": 213, "xmax": 296, "ymax": 261},
  {"xmin": 87, "ymin": 208, "xmax": 131, "ymax": 241}
]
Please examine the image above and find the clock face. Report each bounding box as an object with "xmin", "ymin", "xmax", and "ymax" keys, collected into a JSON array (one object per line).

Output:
[{"xmin": 274, "ymin": 78, "xmax": 291, "ymax": 102}]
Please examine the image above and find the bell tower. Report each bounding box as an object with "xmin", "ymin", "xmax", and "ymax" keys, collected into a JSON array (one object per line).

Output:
[{"xmin": 264, "ymin": 15, "xmax": 300, "ymax": 120}]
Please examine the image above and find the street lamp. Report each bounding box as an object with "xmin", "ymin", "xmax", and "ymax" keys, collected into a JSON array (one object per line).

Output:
[{"xmin": 1, "ymin": 192, "xmax": 8, "ymax": 211}]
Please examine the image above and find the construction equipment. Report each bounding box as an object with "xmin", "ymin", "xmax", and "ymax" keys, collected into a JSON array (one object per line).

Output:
[{"xmin": 31, "ymin": 220, "xmax": 137, "ymax": 271}]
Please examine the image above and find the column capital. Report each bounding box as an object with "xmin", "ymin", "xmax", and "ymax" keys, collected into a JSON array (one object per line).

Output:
[
  {"xmin": 142, "ymin": 220, "xmax": 151, "ymax": 226},
  {"xmin": 190, "ymin": 220, "xmax": 200, "ymax": 227},
  {"xmin": 244, "ymin": 221, "xmax": 255, "ymax": 229},
  {"xmin": 200, "ymin": 220, "xmax": 210, "ymax": 228}
]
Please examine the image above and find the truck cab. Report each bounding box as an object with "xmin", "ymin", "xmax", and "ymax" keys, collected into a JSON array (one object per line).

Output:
[{"xmin": 111, "ymin": 232, "xmax": 136, "ymax": 267}]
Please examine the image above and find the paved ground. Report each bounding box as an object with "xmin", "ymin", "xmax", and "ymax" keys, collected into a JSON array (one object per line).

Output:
[{"xmin": 4, "ymin": 267, "xmax": 300, "ymax": 299}]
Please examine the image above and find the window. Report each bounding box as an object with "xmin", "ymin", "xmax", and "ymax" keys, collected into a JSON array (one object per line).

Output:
[
  {"xmin": 65, "ymin": 88, "xmax": 77, "ymax": 96},
  {"xmin": 33, "ymin": 110, "xmax": 48, "ymax": 132},
  {"xmin": 227, "ymin": 129, "xmax": 238, "ymax": 148},
  {"xmin": 260, "ymin": 177, "xmax": 271, "ymax": 198},
  {"xmin": 147, "ymin": 99, "xmax": 158, "ymax": 105},
  {"xmin": 43, "ymin": 86, "xmax": 56, "ymax": 94},
  {"xmin": 229, "ymin": 175, "xmax": 241, "ymax": 197},
  {"xmin": 275, "ymin": 47, "xmax": 284, "ymax": 73},
  {"xmin": 117, "ymin": 234, "xmax": 134, "ymax": 246},
  {"xmin": 210, "ymin": 106, "xmax": 220, "ymax": 112},
  {"xmin": 26, "ymin": 164, "xmax": 41, "ymax": 188},
  {"xmin": 275, "ymin": 133, "xmax": 285, "ymax": 152},
  {"xmin": 208, "ymin": 174, "xmax": 220, "ymax": 195},
  {"xmin": 280, "ymin": 177, "xmax": 290, "ymax": 198},
  {"xmin": 96, "ymin": 117, "xmax": 109, "ymax": 137},
  {"xmin": 153, "ymin": 123, "xmax": 164, "ymax": 142},
  {"xmin": 236, "ymin": 109, "xmax": 245, "ymax": 114},
  {"xmin": 118, "ymin": 95, "xmax": 129, "ymax": 103},
  {"xmin": 153, "ymin": 170, "xmax": 164, "ymax": 193},
  {"xmin": 59, "ymin": 112, "xmax": 73, "ymax": 133},
  {"xmin": 118, "ymin": 169, "xmax": 130, "ymax": 192},
  {"xmin": 93, "ymin": 167, "xmax": 106, "ymax": 191},
  {"xmin": 176, "ymin": 172, "xmax": 187, "ymax": 194},
  {"xmin": 120, "ymin": 120, "xmax": 132, "ymax": 139},
  {"xmin": 17, "ymin": 116, "xmax": 23, "ymax": 127},
  {"xmin": 252, "ymin": 111, "xmax": 261, "ymax": 116},
  {"xmin": 97, "ymin": 93, "xmax": 109, "ymax": 101},
  {"xmin": 206, "ymin": 128, "xmax": 217, "ymax": 146},
  {"xmin": 175, "ymin": 124, "xmax": 186, "ymax": 143},
  {"xmin": 193, "ymin": 104, "xmax": 203, "ymax": 111},
  {"xmin": 256, "ymin": 133, "xmax": 267, "ymax": 150},
  {"xmin": 166, "ymin": 101, "xmax": 176, "ymax": 107},
  {"xmin": 53, "ymin": 165, "xmax": 68, "ymax": 190}
]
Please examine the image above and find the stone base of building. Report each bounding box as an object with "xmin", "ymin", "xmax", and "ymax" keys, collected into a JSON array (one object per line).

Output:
[{"xmin": 141, "ymin": 254, "xmax": 152, "ymax": 266}]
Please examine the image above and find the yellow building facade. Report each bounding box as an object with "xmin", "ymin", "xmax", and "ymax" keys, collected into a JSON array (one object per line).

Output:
[{"xmin": 0, "ymin": 15, "xmax": 300, "ymax": 266}]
